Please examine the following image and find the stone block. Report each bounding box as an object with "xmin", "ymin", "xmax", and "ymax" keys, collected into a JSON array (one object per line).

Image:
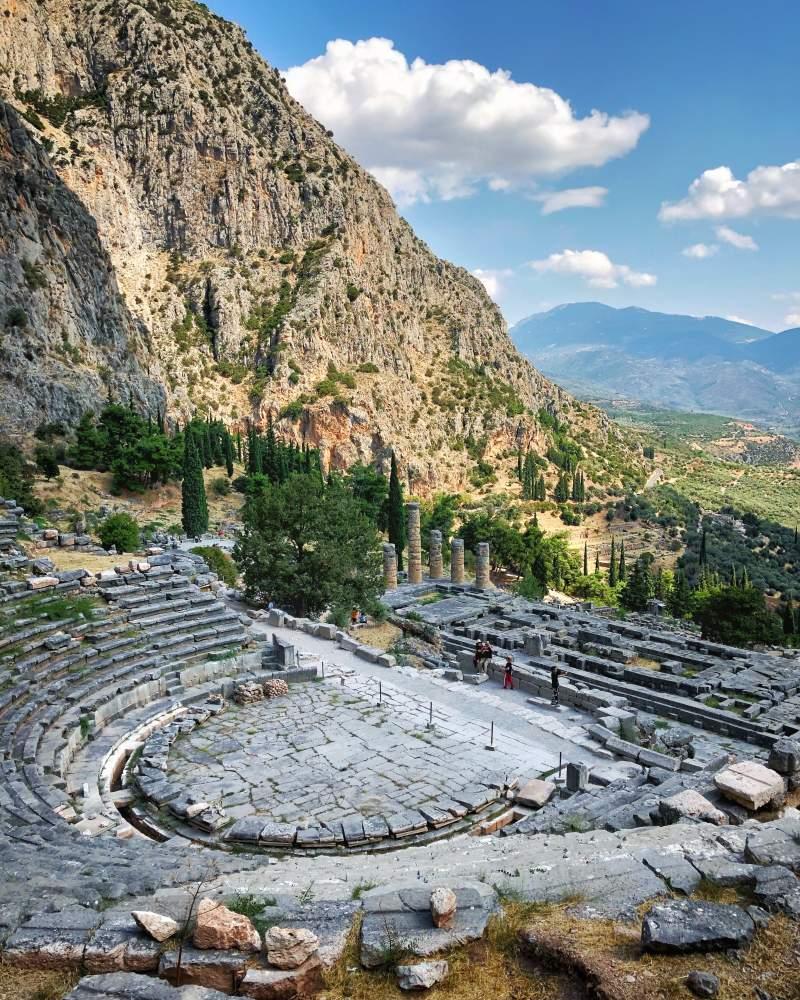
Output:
[
  {"xmin": 768, "ymin": 738, "xmax": 800, "ymax": 775},
  {"xmin": 714, "ymin": 761, "xmax": 784, "ymax": 811},
  {"xmin": 27, "ymin": 575, "xmax": 59, "ymax": 590},
  {"xmin": 566, "ymin": 762, "xmax": 589, "ymax": 792},
  {"xmin": 658, "ymin": 790, "xmax": 727, "ymax": 826},
  {"xmin": 641, "ymin": 900, "xmax": 755, "ymax": 954},
  {"xmin": 397, "ymin": 960, "xmax": 449, "ymax": 991},
  {"xmin": 240, "ymin": 958, "xmax": 323, "ymax": 999},
  {"xmin": 515, "ymin": 779, "xmax": 556, "ymax": 808}
]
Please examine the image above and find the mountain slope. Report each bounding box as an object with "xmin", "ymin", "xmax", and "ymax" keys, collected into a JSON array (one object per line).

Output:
[
  {"xmin": 512, "ymin": 303, "xmax": 800, "ymax": 435},
  {"xmin": 0, "ymin": 101, "xmax": 164, "ymax": 433},
  {"xmin": 0, "ymin": 0, "xmax": 640, "ymax": 492}
]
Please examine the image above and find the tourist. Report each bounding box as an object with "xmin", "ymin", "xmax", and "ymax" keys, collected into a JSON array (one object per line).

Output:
[
  {"xmin": 551, "ymin": 665, "xmax": 564, "ymax": 705},
  {"xmin": 351, "ymin": 607, "xmax": 359, "ymax": 627},
  {"xmin": 473, "ymin": 640, "xmax": 482, "ymax": 672},
  {"xmin": 503, "ymin": 657, "xmax": 514, "ymax": 690},
  {"xmin": 481, "ymin": 641, "xmax": 493, "ymax": 673},
  {"xmin": 358, "ymin": 610, "xmax": 368, "ymax": 625}
]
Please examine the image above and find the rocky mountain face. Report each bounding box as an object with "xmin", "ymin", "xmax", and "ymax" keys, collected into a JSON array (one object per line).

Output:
[
  {"xmin": 0, "ymin": 0, "xmax": 637, "ymax": 491},
  {"xmin": 0, "ymin": 101, "xmax": 164, "ymax": 433},
  {"xmin": 513, "ymin": 303, "xmax": 800, "ymax": 437}
]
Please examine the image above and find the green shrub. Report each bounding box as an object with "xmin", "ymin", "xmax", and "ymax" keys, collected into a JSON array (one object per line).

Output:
[
  {"xmin": 192, "ymin": 545, "xmax": 238, "ymax": 587},
  {"xmin": 34, "ymin": 443, "xmax": 59, "ymax": 480},
  {"xmin": 346, "ymin": 283, "xmax": 361, "ymax": 302},
  {"xmin": 358, "ymin": 362, "xmax": 379, "ymax": 374},
  {"xmin": 211, "ymin": 476, "xmax": 231, "ymax": 496},
  {"xmin": 6, "ymin": 306, "xmax": 27, "ymax": 328},
  {"xmin": 98, "ymin": 512, "xmax": 140, "ymax": 553},
  {"xmin": 0, "ymin": 440, "xmax": 42, "ymax": 513}
]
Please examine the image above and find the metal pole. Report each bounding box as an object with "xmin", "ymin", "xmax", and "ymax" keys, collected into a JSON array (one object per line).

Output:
[
  {"xmin": 429, "ymin": 701, "xmax": 433, "ymax": 727},
  {"xmin": 321, "ymin": 659, "xmax": 325, "ymax": 679},
  {"xmin": 559, "ymin": 752, "xmax": 562, "ymax": 777},
  {"xmin": 379, "ymin": 681, "xmax": 382, "ymax": 706}
]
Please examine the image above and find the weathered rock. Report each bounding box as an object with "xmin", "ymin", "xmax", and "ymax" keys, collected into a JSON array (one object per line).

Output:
[
  {"xmin": 65, "ymin": 971, "xmax": 231, "ymax": 998},
  {"xmin": 658, "ymin": 790, "xmax": 727, "ymax": 826},
  {"xmin": 641, "ymin": 900, "xmax": 754, "ymax": 954},
  {"xmin": 686, "ymin": 971, "xmax": 720, "ymax": 998},
  {"xmin": 768, "ymin": 738, "xmax": 800, "ymax": 776},
  {"xmin": 131, "ymin": 910, "xmax": 179, "ymax": 942},
  {"xmin": 240, "ymin": 957, "xmax": 323, "ymax": 999},
  {"xmin": 714, "ymin": 761, "xmax": 784, "ymax": 810},
  {"xmin": 263, "ymin": 926, "xmax": 319, "ymax": 969},
  {"xmin": 515, "ymin": 779, "xmax": 556, "ymax": 808},
  {"xmin": 192, "ymin": 898, "xmax": 261, "ymax": 952},
  {"xmin": 429, "ymin": 888, "xmax": 456, "ymax": 929},
  {"xmin": 396, "ymin": 960, "xmax": 449, "ymax": 991},
  {"xmin": 27, "ymin": 575, "xmax": 59, "ymax": 590}
]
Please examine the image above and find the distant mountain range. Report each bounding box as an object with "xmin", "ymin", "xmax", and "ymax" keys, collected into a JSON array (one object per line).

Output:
[{"xmin": 511, "ymin": 303, "xmax": 800, "ymax": 435}]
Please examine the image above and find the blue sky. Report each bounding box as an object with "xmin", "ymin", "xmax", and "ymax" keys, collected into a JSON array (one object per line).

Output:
[{"xmin": 208, "ymin": 0, "xmax": 800, "ymax": 331}]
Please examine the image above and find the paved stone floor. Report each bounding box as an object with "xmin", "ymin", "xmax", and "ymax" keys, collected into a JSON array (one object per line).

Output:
[{"xmin": 166, "ymin": 672, "xmax": 579, "ymax": 828}]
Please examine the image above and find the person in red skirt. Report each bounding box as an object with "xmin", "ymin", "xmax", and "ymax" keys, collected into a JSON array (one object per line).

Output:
[{"xmin": 503, "ymin": 656, "xmax": 514, "ymax": 689}]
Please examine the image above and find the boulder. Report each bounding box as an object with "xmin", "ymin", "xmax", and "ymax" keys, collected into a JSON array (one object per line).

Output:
[
  {"xmin": 27, "ymin": 575, "xmax": 59, "ymax": 590},
  {"xmin": 131, "ymin": 910, "xmax": 179, "ymax": 943},
  {"xmin": 714, "ymin": 761, "xmax": 784, "ymax": 811},
  {"xmin": 263, "ymin": 926, "xmax": 319, "ymax": 969},
  {"xmin": 515, "ymin": 778, "xmax": 556, "ymax": 808},
  {"xmin": 686, "ymin": 971, "xmax": 720, "ymax": 998},
  {"xmin": 430, "ymin": 888, "xmax": 456, "ymax": 929},
  {"xmin": 658, "ymin": 790, "xmax": 727, "ymax": 826},
  {"xmin": 768, "ymin": 738, "xmax": 800, "ymax": 776},
  {"xmin": 240, "ymin": 957, "xmax": 323, "ymax": 999},
  {"xmin": 192, "ymin": 898, "xmax": 261, "ymax": 952},
  {"xmin": 396, "ymin": 960, "xmax": 449, "ymax": 991},
  {"xmin": 641, "ymin": 900, "xmax": 754, "ymax": 954}
]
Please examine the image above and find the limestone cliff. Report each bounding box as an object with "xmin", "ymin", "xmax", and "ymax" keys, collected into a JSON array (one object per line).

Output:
[{"xmin": 0, "ymin": 0, "xmax": 639, "ymax": 491}]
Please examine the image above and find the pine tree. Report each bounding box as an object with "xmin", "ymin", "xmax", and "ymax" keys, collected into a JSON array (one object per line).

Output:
[
  {"xmin": 620, "ymin": 556, "xmax": 653, "ymax": 612},
  {"xmin": 181, "ymin": 431, "xmax": 208, "ymax": 538},
  {"xmin": 224, "ymin": 433, "xmax": 234, "ymax": 477},
  {"xmin": 386, "ymin": 452, "xmax": 405, "ymax": 571},
  {"xmin": 594, "ymin": 549, "xmax": 600, "ymax": 574},
  {"xmin": 618, "ymin": 539, "xmax": 627, "ymax": 582},
  {"xmin": 609, "ymin": 537, "xmax": 617, "ymax": 587},
  {"xmin": 583, "ymin": 542, "xmax": 588, "ymax": 576},
  {"xmin": 516, "ymin": 451, "xmax": 523, "ymax": 482}
]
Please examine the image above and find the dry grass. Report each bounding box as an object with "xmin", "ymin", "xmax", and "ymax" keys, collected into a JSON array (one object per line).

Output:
[
  {"xmin": 629, "ymin": 656, "xmax": 662, "ymax": 671},
  {"xmin": 321, "ymin": 897, "xmax": 800, "ymax": 1000},
  {"xmin": 521, "ymin": 899, "xmax": 800, "ymax": 1000},
  {"xmin": 0, "ymin": 964, "xmax": 79, "ymax": 1000},
  {"xmin": 321, "ymin": 905, "xmax": 578, "ymax": 1000},
  {"xmin": 352, "ymin": 622, "xmax": 402, "ymax": 650},
  {"xmin": 22, "ymin": 546, "xmax": 120, "ymax": 574}
]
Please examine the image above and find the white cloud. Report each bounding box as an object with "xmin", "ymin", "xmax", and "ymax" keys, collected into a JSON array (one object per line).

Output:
[
  {"xmin": 682, "ymin": 243, "xmax": 718, "ymax": 259},
  {"xmin": 472, "ymin": 268, "xmax": 513, "ymax": 300},
  {"xmin": 725, "ymin": 315, "xmax": 757, "ymax": 326},
  {"xmin": 532, "ymin": 186, "xmax": 608, "ymax": 215},
  {"xmin": 786, "ymin": 313, "xmax": 800, "ymax": 328},
  {"xmin": 715, "ymin": 225, "xmax": 758, "ymax": 251},
  {"xmin": 529, "ymin": 249, "xmax": 656, "ymax": 289},
  {"xmin": 285, "ymin": 38, "xmax": 649, "ymax": 206},
  {"xmin": 659, "ymin": 160, "xmax": 800, "ymax": 222},
  {"xmin": 773, "ymin": 291, "xmax": 800, "ymax": 302}
]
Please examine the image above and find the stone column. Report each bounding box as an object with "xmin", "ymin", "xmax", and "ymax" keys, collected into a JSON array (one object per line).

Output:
[
  {"xmin": 382, "ymin": 543, "xmax": 398, "ymax": 591},
  {"xmin": 475, "ymin": 542, "xmax": 491, "ymax": 590},
  {"xmin": 450, "ymin": 538, "xmax": 465, "ymax": 584},
  {"xmin": 406, "ymin": 502, "xmax": 422, "ymax": 584},
  {"xmin": 429, "ymin": 530, "xmax": 443, "ymax": 579}
]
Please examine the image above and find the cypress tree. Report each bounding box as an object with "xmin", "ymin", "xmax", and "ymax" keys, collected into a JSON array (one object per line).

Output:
[
  {"xmin": 783, "ymin": 595, "xmax": 796, "ymax": 636},
  {"xmin": 236, "ymin": 431, "xmax": 242, "ymax": 464},
  {"xmin": 699, "ymin": 527, "xmax": 708, "ymax": 566},
  {"xmin": 516, "ymin": 451, "xmax": 523, "ymax": 482},
  {"xmin": 387, "ymin": 452, "xmax": 405, "ymax": 571},
  {"xmin": 181, "ymin": 431, "xmax": 208, "ymax": 538},
  {"xmin": 583, "ymin": 542, "xmax": 588, "ymax": 576},
  {"xmin": 609, "ymin": 537, "xmax": 617, "ymax": 587},
  {"xmin": 618, "ymin": 539, "xmax": 627, "ymax": 582},
  {"xmin": 224, "ymin": 433, "xmax": 234, "ymax": 478},
  {"xmin": 264, "ymin": 416, "xmax": 278, "ymax": 482},
  {"xmin": 594, "ymin": 549, "xmax": 600, "ymax": 574}
]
